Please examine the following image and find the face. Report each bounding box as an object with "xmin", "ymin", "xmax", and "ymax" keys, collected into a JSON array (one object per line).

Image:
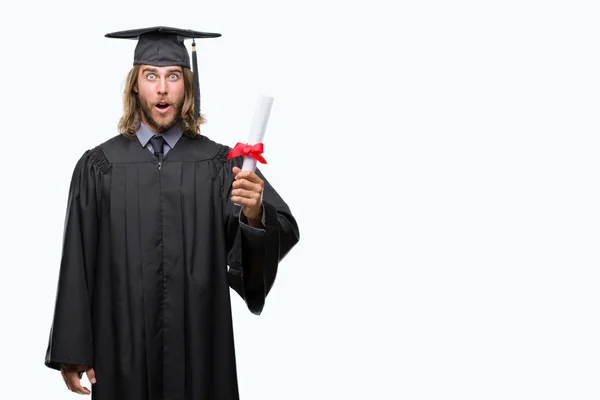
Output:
[{"xmin": 136, "ymin": 65, "xmax": 185, "ymax": 134}]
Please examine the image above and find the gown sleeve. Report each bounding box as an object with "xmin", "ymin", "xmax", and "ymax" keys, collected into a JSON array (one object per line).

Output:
[
  {"xmin": 220, "ymin": 149, "xmax": 300, "ymax": 315},
  {"xmin": 44, "ymin": 149, "xmax": 103, "ymax": 370}
]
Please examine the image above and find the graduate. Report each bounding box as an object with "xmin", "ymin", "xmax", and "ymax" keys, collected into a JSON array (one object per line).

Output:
[{"xmin": 44, "ymin": 26, "xmax": 300, "ymax": 399}]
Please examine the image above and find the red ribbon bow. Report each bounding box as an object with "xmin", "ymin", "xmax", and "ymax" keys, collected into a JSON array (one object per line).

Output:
[{"xmin": 227, "ymin": 142, "xmax": 267, "ymax": 164}]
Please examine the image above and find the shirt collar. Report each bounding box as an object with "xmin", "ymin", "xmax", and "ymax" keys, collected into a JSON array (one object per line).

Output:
[{"xmin": 136, "ymin": 122, "xmax": 183, "ymax": 149}]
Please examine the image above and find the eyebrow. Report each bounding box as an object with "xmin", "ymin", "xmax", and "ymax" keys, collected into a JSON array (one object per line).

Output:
[{"xmin": 141, "ymin": 67, "xmax": 182, "ymax": 74}]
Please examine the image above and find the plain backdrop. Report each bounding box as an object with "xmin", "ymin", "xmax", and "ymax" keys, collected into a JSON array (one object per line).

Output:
[{"xmin": 1, "ymin": 0, "xmax": 599, "ymax": 399}]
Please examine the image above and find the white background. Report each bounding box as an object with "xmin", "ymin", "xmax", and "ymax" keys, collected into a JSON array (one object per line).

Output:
[{"xmin": 1, "ymin": 0, "xmax": 599, "ymax": 399}]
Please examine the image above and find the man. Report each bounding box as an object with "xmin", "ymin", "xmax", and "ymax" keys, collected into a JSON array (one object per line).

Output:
[{"xmin": 44, "ymin": 26, "xmax": 300, "ymax": 400}]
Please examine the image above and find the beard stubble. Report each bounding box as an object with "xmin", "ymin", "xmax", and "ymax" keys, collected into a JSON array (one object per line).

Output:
[{"xmin": 140, "ymin": 96, "xmax": 184, "ymax": 133}]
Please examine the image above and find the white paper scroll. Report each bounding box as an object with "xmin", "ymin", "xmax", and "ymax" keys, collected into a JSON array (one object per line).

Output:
[
  {"xmin": 242, "ymin": 94, "xmax": 274, "ymax": 172},
  {"xmin": 233, "ymin": 94, "xmax": 274, "ymax": 207}
]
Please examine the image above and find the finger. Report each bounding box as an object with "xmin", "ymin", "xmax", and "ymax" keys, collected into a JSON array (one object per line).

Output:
[
  {"xmin": 231, "ymin": 188, "xmax": 261, "ymax": 200},
  {"xmin": 68, "ymin": 373, "xmax": 90, "ymax": 395},
  {"xmin": 232, "ymin": 179, "xmax": 263, "ymax": 192},
  {"xmin": 86, "ymin": 367, "xmax": 97, "ymax": 384},
  {"xmin": 232, "ymin": 178, "xmax": 263, "ymax": 191},
  {"xmin": 234, "ymin": 170, "xmax": 263, "ymax": 184},
  {"xmin": 61, "ymin": 365, "xmax": 78, "ymax": 391},
  {"xmin": 61, "ymin": 370, "xmax": 72, "ymax": 391},
  {"xmin": 231, "ymin": 196, "xmax": 259, "ymax": 208},
  {"xmin": 232, "ymin": 166, "xmax": 241, "ymax": 175},
  {"xmin": 67, "ymin": 373, "xmax": 85, "ymax": 394}
]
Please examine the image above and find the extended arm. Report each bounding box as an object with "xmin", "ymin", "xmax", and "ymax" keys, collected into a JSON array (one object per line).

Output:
[{"xmin": 224, "ymin": 162, "xmax": 299, "ymax": 314}]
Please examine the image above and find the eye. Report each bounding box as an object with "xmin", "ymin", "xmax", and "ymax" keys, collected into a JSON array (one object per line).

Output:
[
  {"xmin": 147, "ymin": 73, "xmax": 156, "ymax": 80},
  {"xmin": 169, "ymin": 74, "xmax": 179, "ymax": 80}
]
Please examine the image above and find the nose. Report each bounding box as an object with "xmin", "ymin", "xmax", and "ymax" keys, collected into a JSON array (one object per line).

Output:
[{"xmin": 157, "ymin": 77, "xmax": 168, "ymax": 95}]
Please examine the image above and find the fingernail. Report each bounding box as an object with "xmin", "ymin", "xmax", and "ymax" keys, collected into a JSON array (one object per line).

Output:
[{"xmin": 91, "ymin": 378, "xmax": 96, "ymax": 383}]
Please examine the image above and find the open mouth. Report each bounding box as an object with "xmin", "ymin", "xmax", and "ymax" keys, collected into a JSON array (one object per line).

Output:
[{"xmin": 154, "ymin": 103, "xmax": 172, "ymax": 114}]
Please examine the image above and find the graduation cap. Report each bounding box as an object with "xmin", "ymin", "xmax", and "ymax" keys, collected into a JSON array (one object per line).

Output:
[{"xmin": 105, "ymin": 26, "xmax": 222, "ymax": 119}]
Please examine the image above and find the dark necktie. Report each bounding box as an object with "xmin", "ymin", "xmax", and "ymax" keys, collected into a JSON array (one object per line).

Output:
[{"xmin": 150, "ymin": 135, "xmax": 166, "ymax": 159}]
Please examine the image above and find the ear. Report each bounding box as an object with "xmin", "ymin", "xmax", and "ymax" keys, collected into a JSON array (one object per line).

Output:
[{"xmin": 133, "ymin": 86, "xmax": 139, "ymax": 93}]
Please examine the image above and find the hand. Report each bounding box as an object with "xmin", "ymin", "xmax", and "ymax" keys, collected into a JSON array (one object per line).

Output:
[
  {"xmin": 60, "ymin": 364, "xmax": 96, "ymax": 395},
  {"xmin": 231, "ymin": 166, "xmax": 264, "ymax": 224}
]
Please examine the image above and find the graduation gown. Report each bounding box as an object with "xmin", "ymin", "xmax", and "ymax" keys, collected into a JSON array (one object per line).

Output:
[{"xmin": 44, "ymin": 133, "xmax": 300, "ymax": 400}]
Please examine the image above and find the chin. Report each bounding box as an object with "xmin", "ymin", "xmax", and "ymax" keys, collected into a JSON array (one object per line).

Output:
[
  {"xmin": 156, "ymin": 118, "xmax": 178, "ymax": 133},
  {"xmin": 156, "ymin": 116, "xmax": 174, "ymax": 125}
]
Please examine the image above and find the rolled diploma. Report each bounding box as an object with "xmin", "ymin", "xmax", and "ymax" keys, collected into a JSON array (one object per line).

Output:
[
  {"xmin": 234, "ymin": 94, "xmax": 273, "ymax": 207},
  {"xmin": 242, "ymin": 94, "xmax": 273, "ymax": 171}
]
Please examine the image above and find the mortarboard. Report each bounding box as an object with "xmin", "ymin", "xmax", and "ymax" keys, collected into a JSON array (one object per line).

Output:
[{"xmin": 105, "ymin": 26, "xmax": 222, "ymax": 119}]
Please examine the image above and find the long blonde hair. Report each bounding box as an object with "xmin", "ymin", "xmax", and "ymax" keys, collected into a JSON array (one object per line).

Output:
[{"xmin": 118, "ymin": 65, "xmax": 205, "ymax": 138}]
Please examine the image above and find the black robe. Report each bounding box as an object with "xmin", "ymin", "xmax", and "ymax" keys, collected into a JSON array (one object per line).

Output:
[{"xmin": 44, "ymin": 133, "xmax": 300, "ymax": 400}]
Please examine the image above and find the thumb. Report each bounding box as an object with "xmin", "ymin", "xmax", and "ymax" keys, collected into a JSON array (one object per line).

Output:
[{"xmin": 86, "ymin": 367, "xmax": 97, "ymax": 384}]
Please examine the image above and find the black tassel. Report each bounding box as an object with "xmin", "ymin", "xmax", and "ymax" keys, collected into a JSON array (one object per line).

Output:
[{"xmin": 192, "ymin": 38, "xmax": 200, "ymax": 119}]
